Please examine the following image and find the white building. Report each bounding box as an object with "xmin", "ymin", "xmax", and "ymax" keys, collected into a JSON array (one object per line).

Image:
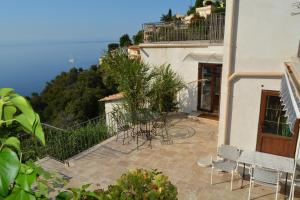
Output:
[
  {"xmin": 140, "ymin": 12, "xmax": 225, "ymax": 115},
  {"xmin": 218, "ymin": 0, "xmax": 300, "ymax": 158},
  {"xmin": 140, "ymin": 0, "xmax": 300, "ymax": 159},
  {"xmin": 101, "ymin": 0, "xmax": 300, "ymax": 159}
]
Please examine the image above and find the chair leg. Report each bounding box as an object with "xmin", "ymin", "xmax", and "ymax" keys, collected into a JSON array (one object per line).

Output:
[
  {"xmin": 275, "ymin": 181, "xmax": 279, "ymax": 200},
  {"xmin": 292, "ymin": 184, "xmax": 295, "ymax": 200},
  {"xmin": 211, "ymin": 167, "xmax": 214, "ymax": 185},
  {"xmin": 136, "ymin": 133, "xmax": 139, "ymax": 149},
  {"xmin": 293, "ymin": 185, "xmax": 295, "ymax": 200},
  {"xmin": 289, "ymin": 183, "xmax": 293, "ymax": 200},
  {"xmin": 231, "ymin": 170, "xmax": 234, "ymax": 191},
  {"xmin": 122, "ymin": 131, "xmax": 125, "ymax": 145},
  {"xmin": 248, "ymin": 179, "xmax": 252, "ymax": 200}
]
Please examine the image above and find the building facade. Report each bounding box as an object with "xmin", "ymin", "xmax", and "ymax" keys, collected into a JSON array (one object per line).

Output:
[
  {"xmin": 140, "ymin": 11, "xmax": 225, "ymax": 115},
  {"xmin": 218, "ymin": 0, "xmax": 300, "ymax": 158}
]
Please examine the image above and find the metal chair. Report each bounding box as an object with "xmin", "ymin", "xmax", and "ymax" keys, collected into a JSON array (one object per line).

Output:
[
  {"xmin": 131, "ymin": 109, "xmax": 154, "ymax": 149},
  {"xmin": 211, "ymin": 144, "xmax": 240, "ymax": 191},
  {"xmin": 248, "ymin": 165, "xmax": 281, "ymax": 200},
  {"xmin": 151, "ymin": 111, "xmax": 168, "ymax": 138},
  {"xmin": 289, "ymin": 159, "xmax": 300, "ymax": 200},
  {"xmin": 113, "ymin": 111, "xmax": 133, "ymax": 144}
]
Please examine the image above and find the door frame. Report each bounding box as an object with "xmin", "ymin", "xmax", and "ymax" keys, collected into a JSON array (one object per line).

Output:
[
  {"xmin": 256, "ymin": 90, "xmax": 300, "ymax": 158},
  {"xmin": 197, "ymin": 63, "xmax": 221, "ymax": 113}
]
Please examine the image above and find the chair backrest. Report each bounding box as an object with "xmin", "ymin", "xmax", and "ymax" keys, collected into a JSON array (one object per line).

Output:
[
  {"xmin": 252, "ymin": 166, "xmax": 280, "ymax": 185},
  {"xmin": 217, "ymin": 145, "xmax": 240, "ymax": 161}
]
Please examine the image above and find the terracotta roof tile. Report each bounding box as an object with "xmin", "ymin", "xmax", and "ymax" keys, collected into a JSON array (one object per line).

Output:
[{"xmin": 99, "ymin": 92, "xmax": 124, "ymax": 102}]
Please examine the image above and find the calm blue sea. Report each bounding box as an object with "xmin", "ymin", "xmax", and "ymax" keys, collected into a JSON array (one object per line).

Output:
[{"xmin": 0, "ymin": 40, "xmax": 112, "ymax": 96}]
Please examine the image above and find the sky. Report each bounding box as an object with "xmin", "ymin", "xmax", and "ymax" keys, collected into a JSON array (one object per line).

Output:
[
  {"xmin": 0, "ymin": 0, "xmax": 193, "ymax": 44},
  {"xmin": 0, "ymin": 1, "xmax": 195, "ymax": 95}
]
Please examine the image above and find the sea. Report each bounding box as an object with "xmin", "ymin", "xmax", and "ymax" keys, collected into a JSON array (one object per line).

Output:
[{"xmin": 0, "ymin": 40, "xmax": 112, "ymax": 96}]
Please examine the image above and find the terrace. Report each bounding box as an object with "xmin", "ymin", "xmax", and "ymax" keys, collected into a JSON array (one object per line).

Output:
[
  {"xmin": 37, "ymin": 113, "xmax": 300, "ymax": 199},
  {"xmin": 142, "ymin": 12, "xmax": 225, "ymax": 44}
]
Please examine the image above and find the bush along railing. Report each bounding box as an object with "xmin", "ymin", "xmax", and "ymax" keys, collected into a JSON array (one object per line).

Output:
[
  {"xmin": 20, "ymin": 112, "xmax": 116, "ymax": 162},
  {"xmin": 143, "ymin": 12, "xmax": 225, "ymax": 43}
]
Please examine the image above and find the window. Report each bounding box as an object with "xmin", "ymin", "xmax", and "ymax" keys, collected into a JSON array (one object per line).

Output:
[{"xmin": 262, "ymin": 95, "xmax": 292, "ymax": 137}]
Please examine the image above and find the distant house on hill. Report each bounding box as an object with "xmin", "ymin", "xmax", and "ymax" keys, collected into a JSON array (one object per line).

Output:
[{"xmin": 127, "ymin": 45, "xmax": 140, "ymax": 59}]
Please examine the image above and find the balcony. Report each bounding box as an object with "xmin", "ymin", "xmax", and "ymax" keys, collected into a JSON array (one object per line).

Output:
[{"xmin": 142, "ymin": 12, "xmax": 225, "ymax": 44}]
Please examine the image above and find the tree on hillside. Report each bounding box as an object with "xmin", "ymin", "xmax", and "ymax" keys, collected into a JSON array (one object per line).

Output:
[
  {"xmin": 133, "ymin": 30, "xmax": 143, "ymax": 45},
  {"xmin": 187, "ymin": 0, "xmax": 204, "ymax": 15},
  {"xmin": 187, "ymin": 0, "xmax": 225, "ymax": 15},
  {"xmin": 119, "ymin": 34, "xmax": 132, "ymax": 47},
  {"xmin": 195, "ymin": 0, "xmax": 205, "ymax": 7},
  {"xmin": 29, "ymin": 92, "xmax": 46, "ymax": 116},
  {"xmin": 160, "ymin": 9, "xmax": 175, "ymax": 22},
  {"xmin": 107, "ymin": 43, "xmax": 119, "ymax": 52},
  {"xmin": 29, "ymin": 65, "xmax": 117, "ymax": 127}
]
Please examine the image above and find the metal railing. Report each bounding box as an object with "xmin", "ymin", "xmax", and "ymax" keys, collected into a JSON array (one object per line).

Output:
[
  {"xmin": 20, "ymin": 113, "xmax": 117, "ymax": 162},
  {"xmin": 142, "ymin": 12, "xmax": 225, "ymax": 43},
  {"xmin": 19, "ymin": 110, "xmax": 169, "ymax": 162}
]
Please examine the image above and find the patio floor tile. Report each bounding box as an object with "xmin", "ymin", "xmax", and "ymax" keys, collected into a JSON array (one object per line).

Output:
[{"xmin": 39, "ymin": 115, "xmax": 300, "ymax": 199}]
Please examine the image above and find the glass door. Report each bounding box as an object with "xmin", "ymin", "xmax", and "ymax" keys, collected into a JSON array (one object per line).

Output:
[
  {"xmin": 200, "ymin": 66, "xmax": 213, "ymax": 111},
  {"xmin": 198, "ymin": 64, "xmax": 222, "ymax": 113}
]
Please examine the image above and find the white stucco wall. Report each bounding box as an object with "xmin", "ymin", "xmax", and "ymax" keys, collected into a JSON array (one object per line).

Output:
[
  {"xmin": 140, "ymin": 44, "xmax": 223, "ymax": 113},
  {"xmin": 104, "ymin": 99, "xmax": 124, "ymax": 129},
  {"xmin": 104, "ymin": 99, "xmax": 124, "ymax": 114},
  {"xmin": 218, "ymin": 0, "xmax": 300, "ymax": 151}
]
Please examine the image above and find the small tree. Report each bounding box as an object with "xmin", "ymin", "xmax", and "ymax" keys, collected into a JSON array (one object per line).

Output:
[
  {"xmin": 160, "ymin": 9, "xmax": 175, "ymax": 22},
  {"xmin": 119, "ymin": 34, "xmax": 132, "ymax": 47},
  {"xmin": 149, "ymin": 65, "xmax": 185, "ymax": 112},
  {"xmin": 187, "ymin": 0, "xmax": 205, "ymax": 15},
  {"xmin": 133, "ymin": 30, "xmax": 144, "ymax": 45},
  {"xmin": 101, "ymin": 50, "xmax": 151, "ymax": 117},
  {"xmin": 107, "ymin": 43, "xmax": 119, "ymax": 52}
]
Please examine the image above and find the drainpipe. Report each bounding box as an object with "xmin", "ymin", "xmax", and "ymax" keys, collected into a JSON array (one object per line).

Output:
[{"xmin": 221, "ymin": 0, "xmax": 237, "ymax": 145}]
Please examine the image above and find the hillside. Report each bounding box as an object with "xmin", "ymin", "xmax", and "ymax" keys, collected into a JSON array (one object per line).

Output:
[{"xmin": 28, "ymin": 65, "xmax": 117, "ymax": 128}]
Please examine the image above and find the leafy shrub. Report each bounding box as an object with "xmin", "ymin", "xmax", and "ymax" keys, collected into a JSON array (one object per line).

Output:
[
  {"xmin": 110, "ymin": 169, "xmax": 178, "ymax": 200},
  {"xmin": 58, "ymin": 169, "xmax": 178, "ymax": 200},
  {"xmin": 149, "ymin": 64, "xmax": 185, "ymax": 112}
]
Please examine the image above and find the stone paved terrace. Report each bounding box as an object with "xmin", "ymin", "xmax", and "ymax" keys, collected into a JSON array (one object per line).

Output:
[{"xmin": 39, "ymin": 114, "xmax": 300, "ymax": 200}]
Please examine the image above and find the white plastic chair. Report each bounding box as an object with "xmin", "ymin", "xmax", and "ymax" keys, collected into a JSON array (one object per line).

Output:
[
  {"xmin": 289, "ymin": 159, "xmax": 300, "ymax": 200},
  {"xmin": 248, "ymin": 165, "xmax": 281, "ymax": 200},
  {"xmin": 211, "ymin": 144, "xmax": 240, "ymax": 191}
]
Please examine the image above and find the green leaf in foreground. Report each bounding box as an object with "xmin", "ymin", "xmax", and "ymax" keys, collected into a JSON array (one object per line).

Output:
[
  {"xmin": 3, "ymin": 137, "xmax": 21, "ymax": 152},
  {"xmin": 0, "ymin": 148, "xmax": 20, "ymax": 197},
  {"xmin": 5, "ymin": 187, "xmax": 36, "ymax": 200},
  {"xmin": 56, "ymin": 191, "xmax": 73, "ymax": 200}
]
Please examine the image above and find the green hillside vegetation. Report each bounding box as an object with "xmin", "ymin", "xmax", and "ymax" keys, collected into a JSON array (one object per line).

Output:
[{"xmin": 28, "ymin": 65, "xmax": 117, "ymax": 128}]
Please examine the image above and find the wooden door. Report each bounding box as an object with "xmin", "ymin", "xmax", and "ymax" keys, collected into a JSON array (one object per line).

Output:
[{"xmin": 256, "ymin": 90, "xmax": 299, "ymax": 158}]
